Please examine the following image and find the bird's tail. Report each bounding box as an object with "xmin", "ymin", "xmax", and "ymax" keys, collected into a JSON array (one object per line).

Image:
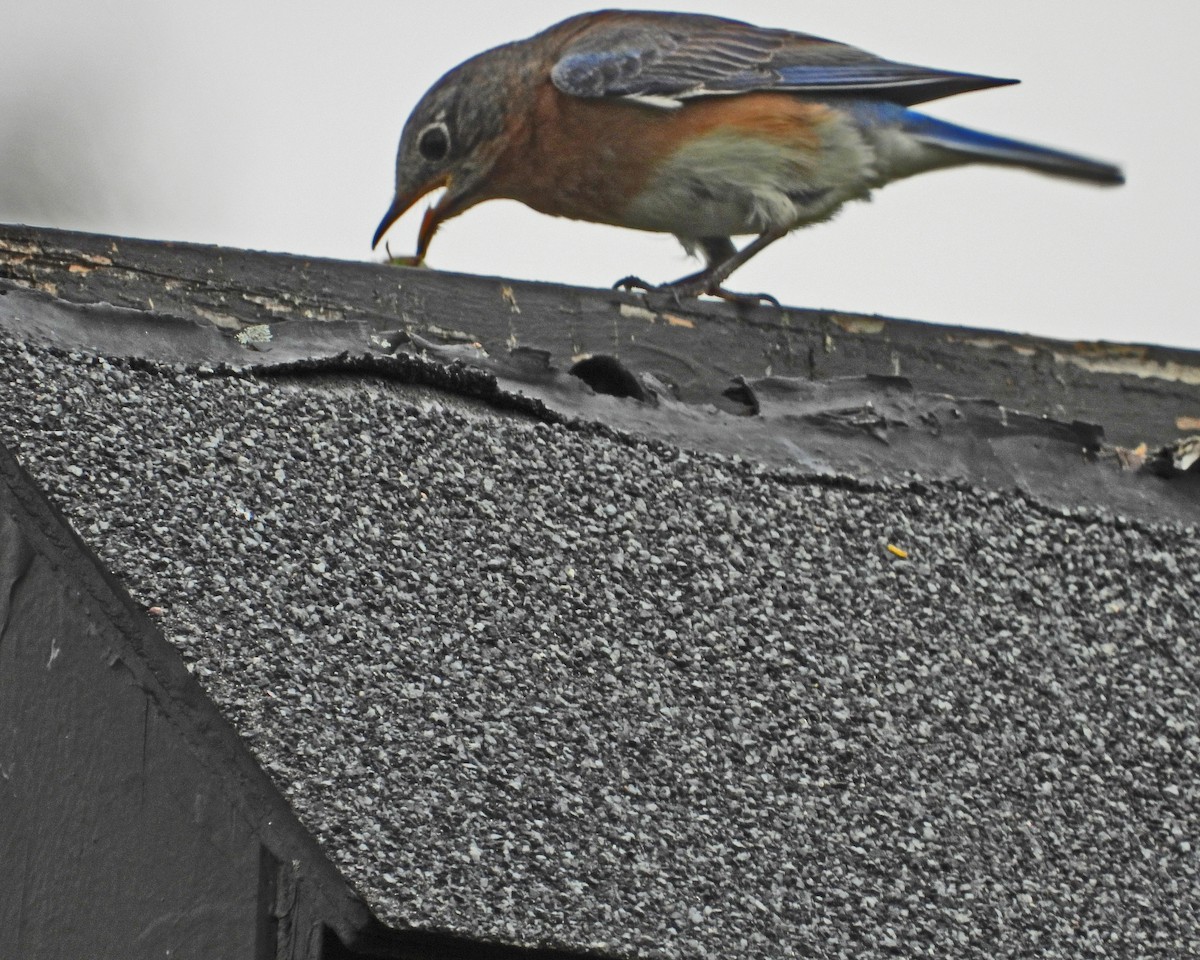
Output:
[{"xmin": 902, "ymin": 109, "xmax": 1124, "ymax": 186}]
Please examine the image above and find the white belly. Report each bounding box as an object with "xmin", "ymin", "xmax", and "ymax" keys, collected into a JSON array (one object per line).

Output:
[
  {"xmin": 621, "ymin": 119, "xmax": 867, "ymax": 240},
  {"xmin": 620, "ymin": 111, "xmax": 953, "ymax": 242}
]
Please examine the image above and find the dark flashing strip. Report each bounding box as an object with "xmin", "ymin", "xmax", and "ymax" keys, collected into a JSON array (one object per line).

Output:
[
  {"xmin": 1, "ymin": 224, "xmax": 1198, "ymax": 525},
  {"xmin": 3, "ymin": 223, "xmax": 1199, "ymax": 441}
]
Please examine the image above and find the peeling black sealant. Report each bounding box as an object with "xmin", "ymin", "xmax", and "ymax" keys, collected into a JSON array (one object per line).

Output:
[
  {"xmin": 2, "ymin": 222, "xmax": 1199, "ymax": 447},
  {"xmin": 0, "ymin": 271, "xmax": 1196, "ymax": 522}
]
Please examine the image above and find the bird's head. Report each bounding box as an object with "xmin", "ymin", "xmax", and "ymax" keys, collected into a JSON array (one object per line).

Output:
[{"xmin": 372, "ymin": 51, "xmax": 516, "ymax": 259}]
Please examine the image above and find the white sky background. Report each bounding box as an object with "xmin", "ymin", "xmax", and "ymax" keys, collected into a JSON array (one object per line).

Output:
[{"xmin": 4, "ymin": 1, "xmax": 1196, "ymax": 349}]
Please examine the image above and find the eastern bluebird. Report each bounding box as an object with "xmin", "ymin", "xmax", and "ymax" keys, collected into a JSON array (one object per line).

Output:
[{"xmin": 372, "ymin": 11, "xmax": 1123, "ymax": 302}]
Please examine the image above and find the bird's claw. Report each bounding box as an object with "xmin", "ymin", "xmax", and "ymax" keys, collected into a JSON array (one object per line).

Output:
[
  {"xmin": 615, "ymin": 274, "xmax": 780, "ymax": 309},
  {"xmin": 707, "ymin": 287, "xmax": 782, "ymax": 309},
  {"xmin": 613, "ymin": 275, "xmax": 655, "ymax": 293},
  {"xmin": 668, "ymin": 278, "xmax": 781, "ymax": 308}
]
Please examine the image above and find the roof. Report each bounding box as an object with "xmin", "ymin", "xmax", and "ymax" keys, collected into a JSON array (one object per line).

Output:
[{"xmin": 2, "ymin": 224, "xmax": 1199, "ymax": 958}]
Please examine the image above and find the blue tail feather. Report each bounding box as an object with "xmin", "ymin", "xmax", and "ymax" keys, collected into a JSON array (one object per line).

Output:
[{"xmin": 900, "ymin": 109, "xmax": 1124, "ymax": 185}]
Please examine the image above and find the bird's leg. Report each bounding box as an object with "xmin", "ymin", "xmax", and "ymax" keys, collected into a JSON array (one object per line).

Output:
[
  {"xmin": 660, "ymin": 230, "xmax": 789, "ymax": 305},
  {"xmin": 698, "ymin": 236, "xmax": 740, "ymax": 269},
  {"xmin": 612, "ymin": 233, "xmax": 787, "ymax": 305},
  {"xmin": 614, "ymin": 231, "xmax": 788, "ymax": 306},
  {"xmin": 616, "ymin": 238, "xmax": 736, "ymax": 295}
]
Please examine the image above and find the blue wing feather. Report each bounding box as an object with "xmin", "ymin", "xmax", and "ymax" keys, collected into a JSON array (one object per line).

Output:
[{"xmin": 551, "ymin": 12, "xmax": 1016, "ymax": 106}]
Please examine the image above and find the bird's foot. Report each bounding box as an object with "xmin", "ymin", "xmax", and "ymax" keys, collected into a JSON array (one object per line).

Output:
[
  {"xmin": 616, "ymin": 273, "xmax": 779, "ymax": 309},
  {"xmin": 613, "ymin": 275, "xmax": 656, "ymax": 293},
  {"xmin": 682, "ymin": 283, "xmax": 781, "ymax": 309}
]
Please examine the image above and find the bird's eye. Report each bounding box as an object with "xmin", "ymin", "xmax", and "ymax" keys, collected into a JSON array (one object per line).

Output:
[{"xmin": 417, "ymin": 122, "xmax": 451, "ymax": 162}]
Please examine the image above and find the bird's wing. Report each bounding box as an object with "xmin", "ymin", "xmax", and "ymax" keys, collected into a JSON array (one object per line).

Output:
[{"xmin": 550, "ymin": 12, "xmax": 1015, "ymax": 107}]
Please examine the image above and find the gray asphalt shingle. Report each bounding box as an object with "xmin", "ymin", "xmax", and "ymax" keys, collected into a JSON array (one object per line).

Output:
[{"xmin": 2, "ymin": 333, "xmax": 1198, "ymax": 959}]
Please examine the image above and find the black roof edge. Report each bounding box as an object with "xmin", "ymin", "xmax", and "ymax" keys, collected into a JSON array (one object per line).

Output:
[{"xmin": 1, "ymin": 222, "xmax": 1197, "ymax": 525}]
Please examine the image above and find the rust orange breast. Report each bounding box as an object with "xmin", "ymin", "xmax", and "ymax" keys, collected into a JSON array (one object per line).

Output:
[{"xmin": 482, "ymin": 85, "xmax": 834, "ymax": 228}]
